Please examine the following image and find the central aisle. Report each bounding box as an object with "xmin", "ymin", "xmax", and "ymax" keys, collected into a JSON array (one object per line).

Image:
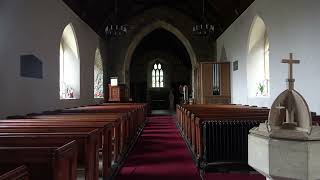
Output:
[{"xmin": 116, "ymin": 116, "xmax": 201, "ymax": 180}]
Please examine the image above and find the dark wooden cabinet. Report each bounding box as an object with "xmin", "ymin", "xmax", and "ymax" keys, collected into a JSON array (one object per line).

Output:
[{"xmin": 108, "ymin": 84, "xmax": 127, "ymax": 102}]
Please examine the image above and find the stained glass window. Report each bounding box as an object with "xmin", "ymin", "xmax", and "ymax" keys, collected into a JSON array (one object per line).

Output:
[
  {"xmin": 152, "ymin": 63, "xmax": 164, "ymax": 88},
  {"xmin": 94, "ymin": 48, "xmax": 104, "ymax": 98}
]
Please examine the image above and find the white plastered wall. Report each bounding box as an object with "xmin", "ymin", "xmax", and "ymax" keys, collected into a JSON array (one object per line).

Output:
[
  {"xmin": 0, "ymin": 0, "xmax": 104, "ymax": 118},
  {"xmin": 216, "ymin": 0, "xmax": 320, "ymax": 113}
]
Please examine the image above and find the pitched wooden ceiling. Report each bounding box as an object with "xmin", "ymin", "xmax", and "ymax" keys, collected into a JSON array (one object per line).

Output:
[{"xmin": 63, "ymin": 0, "xmax": 254, "ymax": 39}]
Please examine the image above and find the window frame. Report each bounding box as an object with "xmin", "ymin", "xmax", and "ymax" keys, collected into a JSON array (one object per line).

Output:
[
  {"xmin": 152, "ymin": 63, "xmax": 164, "ymax": 88},
  {"xmin": 94, "ymin": 48, "xmax": 104, "ymax": 99}
]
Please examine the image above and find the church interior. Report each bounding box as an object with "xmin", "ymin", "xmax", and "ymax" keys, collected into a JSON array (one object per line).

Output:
[{"xmin": 1, "ymin": 0, "xmax": 320, "ymax": 180}]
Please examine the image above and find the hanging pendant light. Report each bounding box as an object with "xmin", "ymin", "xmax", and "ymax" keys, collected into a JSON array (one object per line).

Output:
[
  {"xmin": 105, "ymin": 0, "xmax": 128, "ymax": 37},
  {"xmin": 192, "ymin": 0, "xmax": 214, "ymax": 37}
]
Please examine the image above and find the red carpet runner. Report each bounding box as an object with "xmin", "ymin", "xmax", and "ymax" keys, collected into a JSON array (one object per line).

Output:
[
  {"xmin": 116, "ymin": 116, "xmax": 265, "ymax": 180},
  {"xmin": 117, "ymin": 116, "xmax": 201, "ymax": 180}
]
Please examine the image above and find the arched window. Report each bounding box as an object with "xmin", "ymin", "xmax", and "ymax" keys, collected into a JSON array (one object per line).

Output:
[
  {"xmin": 152, "ymin": 63, "xmax": 164, "ymax": 88},
  {"xmin": 247, "ymin": 16, "xmax": 270, "ymax": 97},
  {"xmin": 60, "ymin": 23, "xmax": 80, "ymax": 99},
  {"xmin": 94, "ymin": 48, "xmax": 104, "ymax": 98}
]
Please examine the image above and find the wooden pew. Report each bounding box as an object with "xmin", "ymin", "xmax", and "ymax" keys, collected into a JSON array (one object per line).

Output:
[
  {"xmin": 61, "ymin": 104, "xmax": 146, "ymax": 136},
  {"xmin": 0, "ymin": 120, "xmax": 113, "ymax": 180},
  {"xmin": 178, "ymin": 104, "xmax": 269, "ymax": 136},
  {"xmin": 1, "ymin": 103, "xmax": 147, "ymax": 179},
  {"xmin": 175, "ymin": 104, "xmax": 269, "ymax": 173},
  {"xmin": 179, "ymin": 107, "xmax": 268, "ymax": 144},
  {"xmin": 43, "ymin": 104, "xmax": 146, "ymax": 146},
  {"xmin": 36, "ymin": 103, "xmax": 148, "ymax": 167},
  {"xmin": 0, "ymin": 140, "xmax": 77, "ymax": 180},
  {"xmin": 0, "ymin": 165, "xmax": 29, "ymax": 180},
  {"xmin": 0, "ymin": 129, "xmax": 99, "ymax": 180},
  {"xmin": 56, "ymin": 105, "xmax": 147, "ymax": 155},
  {"xmin": 27, "ymin": 113, "xmax": 126, "ymax": 158},
  {"xmin": 18, "ymin": 103, "xmax": 146, "ymax": 177},
  {"xmin": 177, "ymin": 104, "xmax": 269, "ymax": 148},
  {"xmin": 102, "ymin": 103, "xmax": 148, "ymax": 118},
  {"xmin": 180, "ymin": 105, "xmax": 268, "ymax": 134},
  {"xmin": 39, "ymin": 103, "xmax": 148, "ymax": 156}
]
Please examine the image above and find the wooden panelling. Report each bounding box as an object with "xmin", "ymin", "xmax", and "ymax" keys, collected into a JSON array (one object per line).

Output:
[
  {"xmin": 220, "ymin": 63, "xmax": 231, "ymax": 96},
  {"xmin": 196, "ymin": 62, "xmax": 231, "ymax": 104},
  {"xmin": 108, "ymin": 84, "xmax": 127, "ymax": 102}
]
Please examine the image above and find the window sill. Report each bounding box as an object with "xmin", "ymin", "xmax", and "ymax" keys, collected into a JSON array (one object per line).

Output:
[
  {"xmin": 60, "ymin": 98, "xmax": 80, "ymax": 100},
  {"xmin": 250, "ymin": 96, "xmax": 270, "ymax": 99}
]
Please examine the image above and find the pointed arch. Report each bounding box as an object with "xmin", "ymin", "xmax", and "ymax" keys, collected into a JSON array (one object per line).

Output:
[
  {"xmin": 220, "ymin": 45, "xmax": 228, "ymax": 62},
  {"xmin": 123, "ymin": 21, "xmax": 197, "ymax": 84},
  {"xmin": 94, "ymin": 48, "xmax": 104, "ymax": 98},
  {"xmin": 247, "ymin": 16, "xmax": 270, "ymax": 97},
  {"xmin": 59, "ymin": 23, "xmax": 80, "ymax": 99}
]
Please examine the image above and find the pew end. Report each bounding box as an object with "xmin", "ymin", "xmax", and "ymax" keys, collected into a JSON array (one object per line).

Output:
[{"xmin": 0, "ymin": 165, "xmax": 29, "ymax": 180}]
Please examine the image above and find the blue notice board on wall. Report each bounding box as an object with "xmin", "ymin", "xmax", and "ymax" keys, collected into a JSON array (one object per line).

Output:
[{"xmin": 20, "ymin": 54, "xmax": 43, "ymax": 79}]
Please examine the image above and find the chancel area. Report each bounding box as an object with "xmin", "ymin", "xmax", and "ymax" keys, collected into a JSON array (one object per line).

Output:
[{"xmin": 1, "ymin": 0, "xmax": 320, "ymax": 180}]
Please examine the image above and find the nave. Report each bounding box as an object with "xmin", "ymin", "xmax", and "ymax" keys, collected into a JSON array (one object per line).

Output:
[
  {"xmin": 0, "ymin": 102, "xmax": 277, "ymax": 180},
  {"xmin": 116, "ymin": 115, "xmax": 265, "ymax": 180},
  {"xmin": 3, "ymin": 1, "xmax": 320, "ymax": 179},
  {"xmin": 1, "ymin": 102, "xmax": 320, "ymax": 180}
]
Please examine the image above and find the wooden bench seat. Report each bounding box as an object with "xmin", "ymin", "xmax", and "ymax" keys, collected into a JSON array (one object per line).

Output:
[
  {"xmin": 176, "ymin": 104, "xmax": 269, "ymax": 135},
  {"xmin": 1, "ymin": 103, "xmax": 148, "ymax": 179},
  {"xmin": 28, "ymin": 113, "xmax": 129, "ymax": 155},
  {"xmin": 0, "ymin": 140, "xmax": 77, "ymax": 180},
  {"xmin": 176, "ymin": 104, "xmax": 270, "ymax": 173},
  {"xmin": 61, "ymin": 105, "xmax": 146, "ymax": 133},
  {"xmin": 0, "ymin": 121, "xmax": 111, "ymax": 180},
  {"xmin": 56, "ymin": 108, "xmax": 139, "ymax": 139},
  {"xmin": 0, "ymin": 165, "xmax": 29, "ymax": 180},
  {"xmin": 181, "ymin": 111, "xmax": 268, "ymax": 145},
  {"xmin": 184, "ymin": 112, "xmax": 269, "ymax": 143},
  {"xmin": 0, "ymin": 129, "xmax": 99, "ymax": 180}
]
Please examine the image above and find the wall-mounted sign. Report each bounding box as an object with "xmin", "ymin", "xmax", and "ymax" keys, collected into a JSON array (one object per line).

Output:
[
  {"xmin": 233, "ymin": 61, "xmax": 238, "ymax": 71},
  {"xmin": 20, "ymin": 54, "xmax": 43, "ymax": 79}
]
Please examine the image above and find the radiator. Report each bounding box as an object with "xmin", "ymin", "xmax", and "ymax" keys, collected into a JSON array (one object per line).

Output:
[{"xmin": 202, "ymin": 119, "xmax": 264, "ymax": 165}]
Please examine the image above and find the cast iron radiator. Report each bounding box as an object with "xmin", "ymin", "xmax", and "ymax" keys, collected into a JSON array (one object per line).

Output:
[{"xmin": 201, "ymin": 119, "xmax": 265, "ymax": 167}]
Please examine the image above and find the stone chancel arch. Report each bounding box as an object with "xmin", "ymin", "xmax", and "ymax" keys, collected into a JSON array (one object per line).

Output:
[
  {"xmin": 59, "ymin": 23, "xmax": 80, "ymax": 99},
  {"xmin": 123, "ymin": 21, "xmax": 197, "ymax": 84},
  {"xmin": 247, "ymin": 16, "xmax": 270, "ymax": 98}
]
